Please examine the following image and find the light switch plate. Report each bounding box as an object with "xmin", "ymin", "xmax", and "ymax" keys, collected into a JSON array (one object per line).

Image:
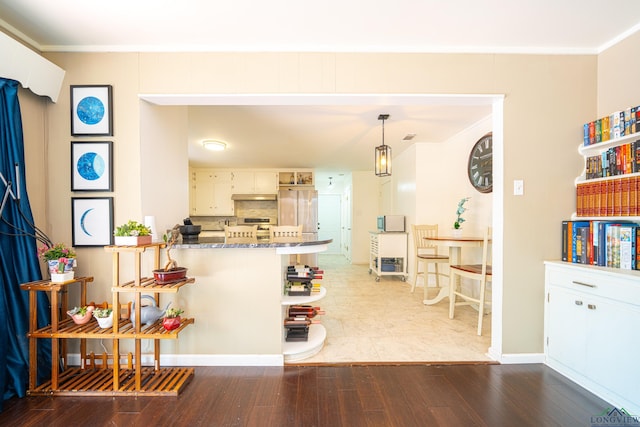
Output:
[{"xmin": 514, "ymin": 180, "xmax": 524, "ymax": 196}]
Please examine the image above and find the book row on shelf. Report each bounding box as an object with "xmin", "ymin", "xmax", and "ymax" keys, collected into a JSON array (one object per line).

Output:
[
  {"xmin": 562, "ymin": 220, "xmax": 640, "ymax": 270},
  {"xmin": 576, "ymin": 176, "xmax": 640, "ymax": 217},
  {"xmin": 583, "ymin": 105, "xmax": 640, "ymax": 146},
  {"xmin": 584, "ymin": 139, "xmax": 640, "ymax": 179}
]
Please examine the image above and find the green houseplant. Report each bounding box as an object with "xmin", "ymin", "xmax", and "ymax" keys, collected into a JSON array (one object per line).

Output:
[
  {"xmin": 162, "ymin": 307, "xmax": 184, "ymax": 331},
  {"xmin": 453, "ymin": 197, "xmax": 470, "ymax": 230},
  {"xmin": 153, "ymin": 224, "xmax": 188, "ymax": 284},
  {"xmin": 114, "ymin": 220, "xmax": 152, "ymax": 246},
  {"xmin": 38, "ymin": 243, "xmax": 76, "ymax": 273},
  {"xmin": 67, "ymin": 305, "xmax": 94, "ymax": 325},
  {"xmin": 93, "ymin": 307, "xmax": 113, "ymax": 328}
]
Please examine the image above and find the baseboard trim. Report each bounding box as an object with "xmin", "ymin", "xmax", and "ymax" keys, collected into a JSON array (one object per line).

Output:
[
  {"xmin": 68, "ymin": 353, "xmax": 284, "ymax": 366},
  {"xmin": 491, "ymin": 351, "xmax": 545, "ymax": 364}
]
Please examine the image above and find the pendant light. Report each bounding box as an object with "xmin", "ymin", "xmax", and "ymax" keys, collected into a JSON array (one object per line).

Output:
[{"xmin": 375, "ymin": 114, "xmax": 391, "ymax": 177}]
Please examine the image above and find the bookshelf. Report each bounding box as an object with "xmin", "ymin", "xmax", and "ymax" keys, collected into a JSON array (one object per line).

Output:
[
  {"xmin": 575, "ymin": 130, "xmax": 640, "ymax": 220},
  {"xmin": 569, "ymin": 114, "xmax": 640, "ymax": 270}
]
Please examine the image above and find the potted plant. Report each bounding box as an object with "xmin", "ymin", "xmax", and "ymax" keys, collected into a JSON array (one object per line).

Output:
[
  {"xmin": 114, "ymin": 220, "xmax": 153, "ymax": 246},
  {"xmin": 162, "ymin": 307, "xmax": 184, "ymax": 331},
  {"xmin": 67, "ymin": 305, "xmax": 94, "ymax": 325},
  {"xmin": 453, "ymin": 197, "xmax": 470, "ymax": 235},
  {"xmin": 153, "ymin": 225, "xmax": 188, "ymax": 284},
  {"xmin": 93, "ymin": 307, "xmax": 114, "ymax": 329},
  {"xmin": 38, "ymin": 243, "xmax": 76, "ymax": 281}
]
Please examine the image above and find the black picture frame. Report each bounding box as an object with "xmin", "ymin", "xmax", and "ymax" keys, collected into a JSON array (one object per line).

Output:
[
  {"xmin": 71, "ymin": 197, "xmax": 114, "ymax": 246},
  {"xmin": 70, "ymin": 85, "xmax": 113, "ymax": 136},
  {"xmin": 71, "ymin": 141, "xmax": 113, "ymax": 191}
]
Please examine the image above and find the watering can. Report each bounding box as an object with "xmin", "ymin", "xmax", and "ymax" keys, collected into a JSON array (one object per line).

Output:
[{"xmin": 130, "ymin": 295, "xmax": 171, "ymax": 325}]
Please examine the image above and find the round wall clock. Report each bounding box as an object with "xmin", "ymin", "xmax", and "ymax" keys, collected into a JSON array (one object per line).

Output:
[{"xmin": 467, "ymin": 132, "xmax": 493, "ymax": 193}]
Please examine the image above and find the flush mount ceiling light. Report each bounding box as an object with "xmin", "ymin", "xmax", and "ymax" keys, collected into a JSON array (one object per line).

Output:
[
  {"xmin": 375, "ymin": 114, "xmax": 391, "ymax": 177},
  {"xmin": 202, "ymin": 140, "xmax": 227, "ymax": 151}
]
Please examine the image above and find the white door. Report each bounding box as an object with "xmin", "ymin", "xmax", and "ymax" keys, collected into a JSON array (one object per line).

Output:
[{"xmin": 318, "ymin": 194, "xmax": 341, "ymax": 254}]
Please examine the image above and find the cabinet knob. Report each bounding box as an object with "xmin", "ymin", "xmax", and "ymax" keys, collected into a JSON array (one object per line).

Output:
[
  {"xmin": 574, "ymin": 300, "xmax": 583, "ymax": 306},
  {"xmin": 587, "ymin": 304, "xmax": 596, "ymax": 310}
]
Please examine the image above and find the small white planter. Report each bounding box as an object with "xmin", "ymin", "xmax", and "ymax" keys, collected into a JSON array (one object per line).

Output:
[
  {"xmin": 95, "ymin": 314, "xmax": 114, "ymax": 329},
  {"xmin": 114, "ymin": 235, "xmax": 152, "ymax": 246},
  {"xmin": 50, "ymin": 271, "xmax": 74, "ymax": 283}
]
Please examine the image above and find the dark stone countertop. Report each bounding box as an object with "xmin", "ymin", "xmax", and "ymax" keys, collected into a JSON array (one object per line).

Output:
[{"xmin": 173, "ymin": 236, "xmax": 332, "ymax": 249}]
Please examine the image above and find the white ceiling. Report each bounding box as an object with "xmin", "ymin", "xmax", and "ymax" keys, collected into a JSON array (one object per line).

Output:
[
  {"xmin": 2, "ymin": 0, "xmax": 640, "ymax": 54},
  {"xmin": 2, "ymin": 1, "xmax": 640, "ymax": 181}
]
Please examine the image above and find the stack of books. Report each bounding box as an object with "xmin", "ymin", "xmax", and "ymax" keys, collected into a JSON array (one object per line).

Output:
[
  {"xmin": 561, "ymin": 220, "xmax": 640, "ymax": 269},
  {"xmin": 576, "ymin": 176, "xmax": 639, "ymax": 217},
  {"xmin": 583, "ymin": 106, "xmax": 640, "ymax": 146}
]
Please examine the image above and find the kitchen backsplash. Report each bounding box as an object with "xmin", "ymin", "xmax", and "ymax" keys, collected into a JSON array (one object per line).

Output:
[
  {"xmin": 191, "ymin": 200, "xmax": 278, "ymax": 230},
  {"xmin": 234, "ymin": 200, "xmax": 278, "ymax": 222}
]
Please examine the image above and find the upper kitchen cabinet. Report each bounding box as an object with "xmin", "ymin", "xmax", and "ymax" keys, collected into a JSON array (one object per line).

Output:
[
  {"xmin": 189, "ymin": 169, "xmax": 234, "ymax": 216},
  {"xmin": 278, "ymin": 170, "xmax": 314, "ymax": 187},
  {"xmin": 232, "ymin": 171, "xmax": 278, "ymax": 194}
]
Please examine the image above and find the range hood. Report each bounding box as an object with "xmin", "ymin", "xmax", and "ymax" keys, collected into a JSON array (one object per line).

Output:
[{"xmin": 231, "ymin": 194, "xmax": 277, "ymax": 201}]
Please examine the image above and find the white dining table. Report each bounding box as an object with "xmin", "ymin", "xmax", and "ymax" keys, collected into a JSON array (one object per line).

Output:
[{"xmin": 422, "ymin": 235, "xmax": 485, "ymax": 305}]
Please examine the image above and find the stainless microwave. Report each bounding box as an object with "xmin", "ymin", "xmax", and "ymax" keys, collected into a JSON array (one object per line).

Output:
[{"xmin": 377, "ymin": 215, "xmax": 405, "ymax": 232}]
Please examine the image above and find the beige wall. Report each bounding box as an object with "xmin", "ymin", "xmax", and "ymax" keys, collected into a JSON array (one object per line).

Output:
[
  {"xmin": 22, "ymin": 50, "xmax": 599, "ymax": 357},
  {"xmin": 597, "ymin": 32, "xmax": 640, "ymax": 118},
  {"xmin": 351, "ymin": 171, "xmax": 380, "ymax": 263},
  {"xmin": 400, "ymin": 116, "xmax": 493, "ymax": 283},
  {"xmin": 19, "ymin": 87, "xmax": 48, "ymax": 244}
]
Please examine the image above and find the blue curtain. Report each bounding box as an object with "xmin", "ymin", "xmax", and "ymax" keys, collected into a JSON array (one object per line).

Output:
[{"xmin": 0, "ymin": 79, "xmax": 51, "ymax": 410}]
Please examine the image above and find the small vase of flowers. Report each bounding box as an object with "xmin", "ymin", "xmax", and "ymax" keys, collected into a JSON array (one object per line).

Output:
[
  {"xmin": 453, "ymin": 197, "xmax": 470, "ymax": 236},
  {"xmin": 162, "ymin": 307, "xmax": 184, "ymax": 331},
  {"xmin": 38, "ymin": 243, "xmax": 76, "ymax": 281},
  {"xmin": 114, "ymin": 220, "xmax": 153, "ymax": 246}
]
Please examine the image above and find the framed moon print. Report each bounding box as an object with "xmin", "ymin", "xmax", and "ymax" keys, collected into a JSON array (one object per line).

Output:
[
  {"xmin": 71, "ymin": 141, "xmax": 113, "ymax": 191},
  {"xmin": 70, "ymin": 85, "xmax": 113, "ymax": 136},
  {"xmin": 72, "ymin": 197, "xmax": 114, "ymax": 246}
]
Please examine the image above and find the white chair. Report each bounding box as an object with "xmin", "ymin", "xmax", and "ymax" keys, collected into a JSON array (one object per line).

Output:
[
  {"xmin": 270, "ymin": 225, "xmax": 303, "ymax": 239},
  {"xmin": 224, "ymin": 225, "xmax": 258, "ymax": 239},
  {"xmin": 411, "ymin": 224, "xmax": 450, "ymax": 301},
  {"xmin": 448, "ymin": 226, "xmax": 492, "ymax": 336}
]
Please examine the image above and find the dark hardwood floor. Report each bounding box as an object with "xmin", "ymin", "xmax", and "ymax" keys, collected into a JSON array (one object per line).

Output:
[{"xmin": 0, "ymin": 363, "xmax": 610, "ymax": 426}]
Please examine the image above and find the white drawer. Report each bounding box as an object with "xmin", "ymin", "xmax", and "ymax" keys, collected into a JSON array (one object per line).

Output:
[{"xmin": 545, "ymin": 261, "xmax": 640, "ymax": 306}]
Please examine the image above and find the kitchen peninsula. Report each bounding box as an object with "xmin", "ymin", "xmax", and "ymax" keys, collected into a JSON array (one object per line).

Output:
[{"xmin": 164, "ymin": 236, "xmax": 331, "ymax": 365}]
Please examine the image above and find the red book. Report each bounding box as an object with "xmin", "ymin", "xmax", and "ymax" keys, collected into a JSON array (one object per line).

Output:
[
  {"xmin": 621, "ymin": 177, "xmax": 630, "ymax": 216},
  {"xmin": 599, "ymin": 181, "xmax": 607, "ymax": 216},
  {"xmin": 613, "ymin": 179, "xmax": 623, "ymax": 216},
  {"xmin": 630, "ymin": 176, "xmax": 638, "ymax": 216},
  {"xmin": 607, "ymin": 180, "xmax": 615, "ymax": 216}
]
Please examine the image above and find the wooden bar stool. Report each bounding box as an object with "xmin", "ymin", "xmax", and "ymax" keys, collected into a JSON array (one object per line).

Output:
[
  {"xmin": 448, "ymin": 226, "xmax": 492, "ymax": 336},
  {"xmin": 224, "ymin": 225, "xmax": 258, "ymax": 239},
  {"xmin": 411, "ymin": 224, "xmax": 450, "ymax": 300},
  {"xmin": 270, "ymin": 224, "xmax": 303, "ymax": 238}
]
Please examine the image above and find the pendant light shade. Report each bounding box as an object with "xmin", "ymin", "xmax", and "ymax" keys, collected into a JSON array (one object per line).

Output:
[{"xmin": 375, "ymin": 114, "xmax": 391, "ymax": 177}]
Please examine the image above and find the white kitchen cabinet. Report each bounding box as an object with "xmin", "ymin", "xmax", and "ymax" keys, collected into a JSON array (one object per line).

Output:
[
  {"xmin": 190, "ymin": 169, "xmax": 234, "ymax": 216},
  {"xmin": 368, "ymin": 231, "xmax": 408, "ymax": 282},
  {"xmin": 212, "ymin": 172, "xmax": 234, "ymax": 215},
  {"xmin": 544, "ymin": 261, "xmax": 640, "ymax": 414},
  {"xmin": 232, "ymin": 171, "xmax": 278, "ymax": 194},
  {"xmin": 190, "ymin": 169, "xmax": 215, "ymax": 216},
  {"xmin": 254, "ymin": 171, "xmax": 278, "ymax": 193},
  {"xmin": 231, "ymin": 171, "xmax": 254, "ymax": 194}
]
